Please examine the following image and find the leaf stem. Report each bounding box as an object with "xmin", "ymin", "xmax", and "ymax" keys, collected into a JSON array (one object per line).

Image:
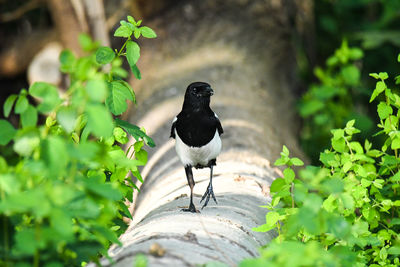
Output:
[
  {"xmin": 33, "ymin": 222, "xmax": 40, "ymax": 267},
  {"xmin": 344, "ymin": 137, "xmax": 353, "ymax": 156},
  {"xmin": 117, "ymin": 38, "xmax": 130, "ymax": 57},
  {"xmin": 2, "ymin": 189, "xmax": 9, "ymax": 267},
  {"xmin": 291, "ymin": 182, "xmax": 295, "ymax": 208}
]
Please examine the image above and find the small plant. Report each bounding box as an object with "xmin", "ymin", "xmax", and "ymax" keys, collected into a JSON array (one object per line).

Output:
[
  {"xmin": 298, "ymin": 40, "xmax": 373, "ymax": 162},
  {"xmin": 242, "ymin": 54, "xmax": 400, "ymax": 266},
  {"xmin": 0, "ymin": 16, "xmax": 156, "ymax": 266}
]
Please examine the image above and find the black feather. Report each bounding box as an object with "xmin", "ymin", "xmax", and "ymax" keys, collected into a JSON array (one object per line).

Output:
[
  {"xmin": 172, "ymin": 82, "xmax": 223, "ymax": 147},
  {"xmin": 170, "ymin": 121, "xmax": 176, "ymax": 139}
]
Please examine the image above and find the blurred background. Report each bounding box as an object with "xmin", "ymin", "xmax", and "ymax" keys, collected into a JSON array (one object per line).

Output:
[{"xmin": 1, "ymin": 0, "xmax": 400, "ymax": 162}]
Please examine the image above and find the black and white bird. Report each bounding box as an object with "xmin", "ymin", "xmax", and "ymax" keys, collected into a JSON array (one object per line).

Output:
[{"xmin": 170, "ymin": 82, "xmax": 223, "ymax": 212}]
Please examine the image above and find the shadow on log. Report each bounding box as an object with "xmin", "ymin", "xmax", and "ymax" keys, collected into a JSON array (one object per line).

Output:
[{"xmin": 98, "ymin": 0, "xmax": 309, "ymax": 266}]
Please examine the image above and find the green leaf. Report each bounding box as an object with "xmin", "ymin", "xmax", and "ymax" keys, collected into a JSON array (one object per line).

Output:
[
  {"xmin": 341, "ymin": 65, "xmax": 360, "ymax": 86},
  {"xmin": 57, "ymin": 107, "xmax": 77, "ymax": 133},
  {"xmin": 79, "ymin": 33, "xmax": 95, "ymax": 51},
  {"xmin": 282, "ymin": 145, "xmax": 289, "ymax": 156},
  {"xmin": 391, "ymin": 137, "xmax": 400, "ymax": 150},
  {"xmin": 370, "ymin": 81, "xmax": 386, "ymax": 102},
  {"xmin": 115, "ymin": 118, "xmax": 155, "ymax": 147},
  {"xmin": 14, "ymin": 229, "xmax": 37, "ymax": 254},
  {"xmin": 372, "ymin": 179, "xmax": 384, "ymax": 189},
  {"xmin": 92, "ymin": 225, "xmax": 122, "ymax": 246},
  {"xmin": 270, "ymin": 178, "xmax": 286, "ymax": 193},
  {"xmin": 119, "ymin": 202, "xmax": 133, "ymax": 219},
  {"xmin": 3, "ymin": 94, "xmax": 17, "ymax": 117},
  {"xmin": 126, "ymin": 41, "xmax": 140, "ymax": 67},
  {"xmin": 332, "ymin": 137, "xmax": 345, "ymax": 152},
  {"xmin": 114, "ymin": 25, "xmax": 132, "ymax": 38},
  {"xmin": 343, "ymin": 161, "xmax": 352, "ymax": 173},
  {"xmin": 113, "ymin": 127, "xmax": 129, "ymax": 144},
  {"xmin": 84, "ymin": 177, "xmax": 123, "ymax": 201},
  {"xmin": 379, "ymin": 72, "xmax": 389, "ymax": 80},
  {"xmin": 41, "ymin": 136, "xmax": 68, "ymax": 177},
  {"xmin": 298, "ymin": 99, "xmax": 324, "ymax": 117},
  {"xmin": 134, "ymin": 140, "xmax": 144, "ymax": 152},
  {"xmin": 95, "ymin": 46, "xmax": 115, "ymax": 65},
  {"xmin": 106, "ymin": 81, "xmax": 134, "ymax": 115},
  {"xmin": 135, "ymin": 149, "xmax": 148, "ymax": 164},
  {"xmin": 395, "ymin": 75, "xmax": 400, "ymax": 85},
  {"xmin": 274, "ymin": 157, "xmax": 288, "ymax": 166},
  {"xmin": 130, "ymin": 64, "xmax": 141, "ymax": 80},
  {"xmin": 377, "ymin": 102, "xmax": 392, "ymax": 119},
  {"xmin": 391, "ymin": 171, "xmax": 400, "ymax": 182},
  {"xmin": 13, "ymin": 131, "xmax": 40, "ymax": 156},
  {"xmin": 140, "ymin": 26, "xmax": 157, "ymax": 38},
  {"xmin": 14, "ymin": 95, "xmax": 28, "ymax": 114},
  {"xmin": 349, "ymin": 47, "xmax": 363, "ymax": 60},
  {"xmin": 266, "ymin": 211, "xmax": 280, "ymax": 226},
  {"xmin": 20, "ymin": 104, "xmax": 38, "ymax": 128},
  {"xmin": 134, "ymin": 28, "xmax": 141, "ymax": 39},
  {"xmin": 360, "ymin": 178, "xmax": 372, "ymax": 187},
  {"xmin": 121, "ymin": 20, "xmax": 135, "ymax": 31},
  {"xmin": 327, "ymin": 216, "xmax": 350, "ymax": 239},
  {"xmin": 283, "ymin": 168, "xmax": 295, "ymax": 183},
  {"xmin": 322, "ymin": 178, "xmax": 344, "ymax": 193},
  {"xmin": 86, "ymin": 79, "xmax": 108, "ymax": 102},
  {"xmin": 127, "ymin": 15, "xmax": 136, "ymax": 25},
  {"xmin": 29, "ymin": 82, "xmax": 61, "ymax": 113},
  {"xmin": 50, "ymin": 208, "xmax": 74, "ymax": 239},
  {"xmin": 86, "ymin": 104, "xmax": 114, "ymax": 138},
  {"xmin": 0, "ymin": 120, "xmax": 17, "ymax": 145},
  {"xmin": 369, "ymin": 73, "xmax": 380, "ymax": 79},
  {"xmin": 388, "ymin": 246, "xmax": 400, "ymax": 255},
  {"xmin": 134, "ymin": 254, "xmax": 148, "ymax": 267},
  {"xmin": 252, "ymin": 212, "xmax": 280, "ymax": 232},
  {"xmin": 323, "ymin": 195, "xmax": 337, "ymax": 212},
  {"xmin": 59, "ymin": 49, "xmax": 76, "ymax": 73},
  {"xmin": 290, "ymin": 157, "xmax": 304, "ymax": 166},
  {"xmin": 75, "ymin": 57, "xmax": 92, "ymax": 80}
]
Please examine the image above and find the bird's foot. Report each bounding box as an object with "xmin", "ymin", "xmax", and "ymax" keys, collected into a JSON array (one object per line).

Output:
[
  {"xmin": 200, "ymin": 184, "xmax": 217, "ymax": 209},
  {"xmin": 181, "ymin": 202, "xmax": 199, "ymax": 213}
]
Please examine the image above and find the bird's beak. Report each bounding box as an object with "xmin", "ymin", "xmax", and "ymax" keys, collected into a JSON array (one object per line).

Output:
[{"xmin": 205, "ymin": 87, "xmax": 214, "ymax": 96}]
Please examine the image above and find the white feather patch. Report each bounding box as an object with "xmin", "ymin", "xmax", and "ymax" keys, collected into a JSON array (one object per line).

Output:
[{"xmin": 174, "ymin": 129, "xmax": 221, "ymax": 167}]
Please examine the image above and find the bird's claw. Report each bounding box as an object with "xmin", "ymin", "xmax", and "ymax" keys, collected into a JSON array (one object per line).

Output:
[
  {"xmin": 181, "ymin": 203, "xmax": 199, "ymax": 213},
  {"xmin": 200, "ymin": 184, "xmax": 217, "ymax": 209}
]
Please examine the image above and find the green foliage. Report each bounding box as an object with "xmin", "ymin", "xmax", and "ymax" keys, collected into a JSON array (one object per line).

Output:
[
  {"xmin": 299, "ymin": 41, "xmax": 373, "ymax": 162},
  {"xmin": 0, "ymin": 16, "xmax": 156, "ymax": 266},
  {"xmin": 315, "ymin": 0, "xmax": 400, "ymax": 74},
  {"xmin": 244, "ymin": 54, "xmax": 400, "ymax": 266}
]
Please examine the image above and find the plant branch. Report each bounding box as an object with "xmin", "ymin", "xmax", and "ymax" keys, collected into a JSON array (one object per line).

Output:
[{"xmin": 0, "ymin": 0, "xmax": 43, "ymax": 22}]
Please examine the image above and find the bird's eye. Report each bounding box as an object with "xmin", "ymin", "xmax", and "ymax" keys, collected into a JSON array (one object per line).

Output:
[{"xmin": 192, "ymin": 88, "xmax": 198, "ymax": 94}]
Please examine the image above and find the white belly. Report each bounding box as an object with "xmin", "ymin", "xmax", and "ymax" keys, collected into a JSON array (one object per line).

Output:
[{"xmin": 175, "ymin": 129, "xmax": 222, "ymax": 167}]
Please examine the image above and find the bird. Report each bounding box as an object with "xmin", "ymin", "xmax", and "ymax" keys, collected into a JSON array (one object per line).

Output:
[{"xmin": 170, "ymin": 82, "xmax": 223, "ymax": 212}]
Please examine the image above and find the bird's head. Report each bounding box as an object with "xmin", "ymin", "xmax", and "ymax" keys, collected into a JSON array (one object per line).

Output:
[
  {"xmin": 185, "ymin": 82, "xmax": 214, "ymax": 99},
  {"xmin": 183, "ymin": 82, "xmax": 214, "ymax": 110}
]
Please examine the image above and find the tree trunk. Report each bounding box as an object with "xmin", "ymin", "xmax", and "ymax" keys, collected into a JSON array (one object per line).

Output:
[
  {"xmin": 100, "ymin": 0, "xmax": 308, "ymax": 266},
  {"xmin": 47, "ymin": 0, "xmax": 110, "ymax": 54}
]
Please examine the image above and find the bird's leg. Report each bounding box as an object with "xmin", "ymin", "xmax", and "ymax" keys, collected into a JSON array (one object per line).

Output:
[
  {"xmin": 181, "ymin": 166, "xmax": 198, "ymax": 213},
  {"xmin": 200, "ymin": 165, "xmax": 217, "ymax": 209}
]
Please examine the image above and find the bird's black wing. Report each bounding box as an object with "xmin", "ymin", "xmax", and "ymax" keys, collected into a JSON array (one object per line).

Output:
[
  {"xmin": 170, "ymin": 119, "xmax": 177, "ymax": 139},
  {"xmin": 215, "ymin": 116, "xmax": 223, "ymax": 135}
]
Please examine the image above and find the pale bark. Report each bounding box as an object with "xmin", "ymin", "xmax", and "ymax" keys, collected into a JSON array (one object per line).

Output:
[
  {"xmin": 46, "ymin": 0, "xmax": 110, "ymax": 54},
  {"xmin": 29, "ymin": 0, "xmax": 110, "ymax": 85},
  {"xmin": 98, "ymin": 0, "xmax": 309, "ymax": 266},
  {"xmin": 47, "ymin": 0, "xmax": 87, "ymax": 55}
]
